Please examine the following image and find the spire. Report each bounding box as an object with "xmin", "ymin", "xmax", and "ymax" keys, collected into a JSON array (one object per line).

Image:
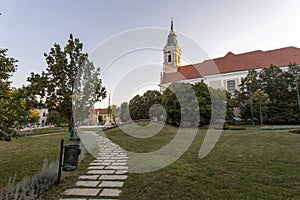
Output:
[{"xmin": 165, "ymin": 18, "xmax": 178, "ymax": 47}]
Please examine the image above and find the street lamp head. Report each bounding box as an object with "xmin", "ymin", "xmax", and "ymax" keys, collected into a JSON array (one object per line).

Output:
[{"xmin": 288, "ymin": 83, "xmax": 292, "ymax": 92}]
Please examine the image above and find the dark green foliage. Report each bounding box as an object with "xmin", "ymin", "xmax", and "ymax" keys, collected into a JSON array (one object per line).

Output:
[
  {"xmin": 0, "ymin": 49, "xmax": 26, "ymax": 141},
  {"xmin": 120, "ymin": 102, "xmax": 130, "ymax": 122},
  {"xmin": 46, "ymin": 110, "xmax": 62, "ymax": 125},
  {"xmin": 162, "ymin": 82, "xmax": 236, "ymax": 126},
  {"xmin": 192, "ymin": 82, "xmax": 211, "ymax": 124},
  {"xmin": 127, "ymin": 82, "xmax": 236, "ymax": 127},
  {"xmin": 236, "ymin": 64, "xmax": 300, "ymax": 124},
  {"xmin": 129, "ymin": 90, "xmax": 163, "ymax": 121},
  {"xmin": 227, "ymin": 125, "xmax": 246, "ymax": 130},
  {"xmin": 290, "ymin": 129, "xmax": 300, "ymax": 134}
]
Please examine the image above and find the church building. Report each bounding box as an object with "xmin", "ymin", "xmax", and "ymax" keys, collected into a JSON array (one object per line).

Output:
[{"xmin": 160, "ymin": 19, "xmax": 300, "ymax": 92}]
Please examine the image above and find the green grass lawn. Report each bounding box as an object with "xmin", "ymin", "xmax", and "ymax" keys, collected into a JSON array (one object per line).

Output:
[
  {"xmin": 0, "ymin": 132, "xmax": 71, "ymax": 190},
  {"xmin": 105, "ymin": 122, "xmax": 300, "ymax": 199}
]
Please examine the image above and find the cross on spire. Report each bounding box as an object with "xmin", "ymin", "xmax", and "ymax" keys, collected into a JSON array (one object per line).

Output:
[{"xmin": 171, "ymin": 18, "xmax": 174, "ymax": 31}]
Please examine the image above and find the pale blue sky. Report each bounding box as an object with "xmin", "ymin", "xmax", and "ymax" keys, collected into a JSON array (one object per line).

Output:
[{"xmin": 1, "ymin": 0, "xmax": 300, "ymax": 106}]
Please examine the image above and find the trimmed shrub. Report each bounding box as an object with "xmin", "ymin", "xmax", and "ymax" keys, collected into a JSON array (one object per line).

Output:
[
  {"xmin": 227, "ymin": 125, "xmax": 246, "ymax": 130},
  {"xmin": 290, "ymin": 129, "xmax": 300, "ymax": 134}
]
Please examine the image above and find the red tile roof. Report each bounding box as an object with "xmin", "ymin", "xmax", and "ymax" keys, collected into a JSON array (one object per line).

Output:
[
  {"xmin": 161, "ymin": 46, "xmax": 300, "ymax": 84},
  {"xmin": 91, "ymin": 108, "xmax": 109, "ymax": 115}
]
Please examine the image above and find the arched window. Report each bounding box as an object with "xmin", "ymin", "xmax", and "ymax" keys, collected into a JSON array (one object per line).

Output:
[
  {"xmin": 227, "ymin": 80, "xmax": 236, "ymax": 93},
  {"xmin": 168, "ymin": 54, "xmax": 172, "ymax": 63}
]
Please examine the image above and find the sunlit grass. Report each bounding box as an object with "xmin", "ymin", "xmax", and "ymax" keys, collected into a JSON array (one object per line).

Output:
[{"xmin": 105, "ymin": 122, "xmax": 300, "ymax": 199}]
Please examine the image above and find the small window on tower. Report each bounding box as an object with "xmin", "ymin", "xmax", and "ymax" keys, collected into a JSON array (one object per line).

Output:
[{"xmin": 168, "ymin": 54, "xmax": 172, "ymax": 63}]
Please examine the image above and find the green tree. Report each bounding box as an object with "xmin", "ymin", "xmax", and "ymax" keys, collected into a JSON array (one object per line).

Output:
[
  {"xmin": 119, "ymin": 102, "xmax": 130, "ymax": 122},
  {"xmin": 29, "ymin": 109, "xmax": 40, "ymax": 124},
  {"xmin": 251, "ymin": 90, "xmax": 271, "ymax": 125},
  {"xmin": 141, "ymin": 90, "xmax": 162, "ymax": 120},
  {"xmin": 162, "ymin": 83, "xmax": 199, "ymax": 126},
  {"xmin": 27, "ymin": 34, "xmax": 106, "ymax": 133},
  {"xmin": 129, "ymin": 95, "xmax": 143, "ymax": 120},
  {"xmin": 236, "ymin": 64, "xmax": 300, "ymax": 124},
  {"xmin": 46, "ymin": 110, "xmax": 61, "ymax": 125},
  {"xmin": 0, "ymin": 49, "xmax": 25, "ymax": 141},
  {"xmin": 210, "ymin": 88, "xmax": 237, "ymax": 124},
  {"xmin": 192, "ymin": 82, "xmax": 211, "ymax": 124},
  {"xmin": 129, "ymin": 90, "xmax": 163, "ymax": 120}
]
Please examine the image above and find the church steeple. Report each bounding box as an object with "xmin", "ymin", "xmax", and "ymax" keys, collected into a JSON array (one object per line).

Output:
[{"xmin": 162, "ymin": 18, "xmax": 182, "ymax": 74}]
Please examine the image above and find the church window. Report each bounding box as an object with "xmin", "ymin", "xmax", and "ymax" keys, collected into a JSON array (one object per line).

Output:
[
  {"xmin": 227, "ymin": 80, "xmax": 236, "ymax": 93},
  {"xmin": 168, "ymin": 54, "xmax": 172, "ymax": 63}
]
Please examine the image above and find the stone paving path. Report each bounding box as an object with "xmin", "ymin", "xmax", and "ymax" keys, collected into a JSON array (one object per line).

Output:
[{"xmin": 60, "ymin": 135, "xmax": 128, "ymax": 200}]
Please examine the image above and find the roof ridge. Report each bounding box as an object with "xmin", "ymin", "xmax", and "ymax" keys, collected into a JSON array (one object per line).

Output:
[{"xmin": 182, "ymin": 46, "xmax": 300, "ymax": 67}]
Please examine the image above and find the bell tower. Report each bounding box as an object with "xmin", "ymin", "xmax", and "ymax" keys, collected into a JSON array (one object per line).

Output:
[{"xmin": 163, "ymin": 18, "xmax": 182, "ymax": 74}]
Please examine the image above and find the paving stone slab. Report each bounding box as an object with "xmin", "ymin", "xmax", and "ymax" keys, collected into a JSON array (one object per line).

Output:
[
  {"xmin": 99, "ymin": 181, "xmax": 124, "ymax": 187},
  {"xmin": 110, "ymin": 157, "xmax": 127, "ymax": 160},
  {"xmin": 99, "ymin": 150, "xmax": 112, "ymax": 152},
  {"xmin": 92, "ymin": 162, "xmax": 111, "ymax": 166},
  {"xmin": 103, "ymin": 159, "xmax": 116, "ymax": 162},
  {"xmin": 75, "ymin": 181, "xmax": 100, "ymax": 187},
  {"xmin": 116, "ymin": 159, "xmax": 128, "ymax": 162},
  {"xmin": 113, "ymin": 150, "xmax": 124, "ymax": 153},
  {"xmin": 89, "ymin": 162, "xmax": 106, "ymax": 166},
  {"xmin": 111, "ymin": 162, "xmax": 127, "ymax": 166},
  {"xmin": 88, "ymin": 166, "xmax": 105, "ymax": 170},
  {"xmin": 106, "ymin": 166, "xmax": 128, "ymax": 170},
  {"xmin": 97, "ymin": 157, "xmax": 110, "ymax": 160},
  {"xmin": 62, "ymin": 188, "xmax": 101, "ymax": 196},
  {"xmin": 115, "ymin": 170, "xmax": 128, "ymax": 175},
  {"xmin": 115, "ymin": 157, "xmax": 128, "ymax": 160},
  {"xmin": 98, "ymin": 153, "xmax": 109, "ymax": 155},
  {"xmin": 87, "ymin": 170, "xmax": 115, "ymax": 175},
  {"xmin": 99, "ymin": 175, "xmax": 128, "ymax": 180},
  {"xmin": 92, "ymin": 160, "xmax": 103, "ymax": 163},
  {"xmin": 59, "ymin": 198, "xmax": 86, "ymax": 200},
  {"xmin": 100, "ymin": 189, "xmax": 122, "ymax": 197},
  {"xmin": 79, "ymin": 175, "xmax": 99, "ymax": 180},
  {"xmin": 116, "ymin": 154, "xmax": 127, "ymax": 157}
]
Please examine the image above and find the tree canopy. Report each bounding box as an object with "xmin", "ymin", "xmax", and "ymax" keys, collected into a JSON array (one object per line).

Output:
[
  {"xmin": 235, "ymin": 64, "xmax": 300, "ymax": 124},
  {"xmin": 27, "ymin": 34, "xmax": 106, "ymax": 131},
  {"xmin": 0, "ymin": 49, "xmax": 26, "ymax": 141}
]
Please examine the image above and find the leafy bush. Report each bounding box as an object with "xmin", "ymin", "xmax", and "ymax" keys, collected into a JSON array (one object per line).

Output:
[
  {"xmin": 290, "ymin": 129, "xmax": 300, "ymax": 134},
  {"xmin": 227, "ymin": 125, "xmax": 246, "ymax": 130}
]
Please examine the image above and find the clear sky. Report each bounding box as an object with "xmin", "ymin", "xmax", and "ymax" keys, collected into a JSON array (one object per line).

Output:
[{"xmin": 1, "ymin": 0, "xmax": 300, "ymax": 107}]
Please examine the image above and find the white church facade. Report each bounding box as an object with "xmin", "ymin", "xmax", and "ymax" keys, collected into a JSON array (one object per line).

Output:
[{"xmin": 160, "ymin": 20, "xmax": 300, "ymax": 92}]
